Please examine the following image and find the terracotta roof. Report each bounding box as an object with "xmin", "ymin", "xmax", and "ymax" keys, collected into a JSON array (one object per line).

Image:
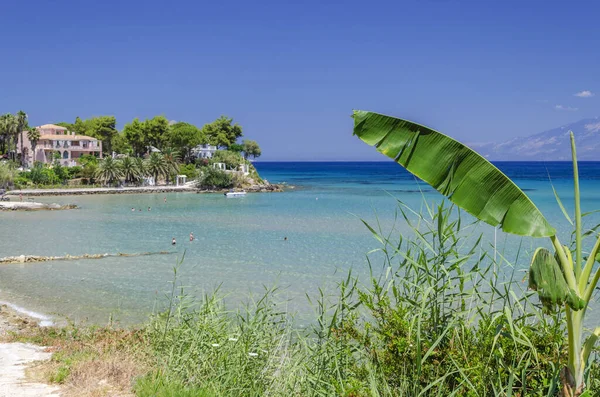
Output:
[
  {"xmin": 38, "ymin": 124, "xmax": 68, "ymax": 130},
  {"xmin": 39, "ymin": 135, "xmax": 99, "ymax": 141}
]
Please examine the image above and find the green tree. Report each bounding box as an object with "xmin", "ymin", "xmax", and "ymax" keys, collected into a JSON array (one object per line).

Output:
[
  {"xmin": 167, "ymin": 122, "xmax": 204, "ymax": 163},
  {"xmin": 242, "ymin": 140, "xmax": 261, "ymax": 159},
  {"xmin": 146, "ymin": 152, "xmax": 168, "ymax": 184},
  {"xmin": 228, "ymin": 143, "xmax": 243, "ymax": 153},
  {"xmin": 0, "ymin": 162, "xmax": 16, "ymax": 188},
  {"xmin": 143, "ymin": 116, "xmax": 170, "ymax": 151},
  {"xmin": 161, "ymin": 147, "xmax": 181, "ymax": 185},
  {"xmin": 95, "ymin": 156, "xmax": 123, "ymax": 186},
  {"xmin": 111, "ymin": 133, "xmax": 131, "ymax": 155},
  {"xmin": 120, "ymin": 156, "xmax": 142, "ymax": 185},
  {"xmin": 27, "ymin": 127, "xmax": 41, "ymax": 165},
  {"xmin": 201, "ymin": 115, "xmax": 243, "ymax": 149},
  {"xmin": 90, "ymin": 116, "xmax": 118, "ymax": 154},
  {"xmin": 211, "ymin": 150, "xmax": 244, "ymax": 170},
  {"xmin": 133, "ymin": 157, "xmax": 147, "ymax": 180},
  {"xmin": 197, "ymin": 166, "xmax": 232, "ymax": 189},
  {"xmin": 123, "ymin": 118, "xmax": 146, "ymax": 157},
  {"xmin": 0, "ymin": 114, "xmax": 18, "ymax": 159},
  {"xmin": 16, "ymin": 111, "xmax": 28, "ymax": 167}
]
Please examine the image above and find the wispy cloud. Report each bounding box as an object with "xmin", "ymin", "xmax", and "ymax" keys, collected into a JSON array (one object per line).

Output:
[
  {"xmin": 555, "ymin": 104, "xmax": 578, "ymax": 111},
  {"xmin": 574, "ymin": 90, "xmax": 595, "ymax": 98}
]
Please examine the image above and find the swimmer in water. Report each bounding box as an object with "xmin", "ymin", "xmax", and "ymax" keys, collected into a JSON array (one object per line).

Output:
[
  {"xmin": 131, "ymin": 207, "xmax": 135, "ymax": 212},
  {"xmin": 284, "ymin": 237, "xmax": 288, "ymax": 241},
  {"xmin": 148, "ymin": 207, "xmax": 151, "ymax": 211},
  {"xmin": 172, "ymin": 237, "xmax": 176, "ymax": 245},
  {"xmin": 190, "ymin": 232, "xmax": 194, "ymax": 241},
  {"xmin": 164, "ymin": 197, "xmax": 167, "ymax": 203}
]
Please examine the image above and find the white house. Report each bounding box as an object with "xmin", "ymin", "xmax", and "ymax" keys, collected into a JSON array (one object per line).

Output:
[{"xmin": 192, "ymin": 144, "xmax": 217, "ymax": 159}]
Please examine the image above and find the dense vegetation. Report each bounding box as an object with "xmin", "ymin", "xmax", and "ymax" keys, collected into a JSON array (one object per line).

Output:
[{"xmin": 0, "ymin": 110, "xmax": 264, "ymax": 190}]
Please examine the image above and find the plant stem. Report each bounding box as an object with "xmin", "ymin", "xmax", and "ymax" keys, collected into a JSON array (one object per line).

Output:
[
  {"xmin": 551, "ymin": 235, "xmax": 577, "ymax": 292},
  {"xmin": 571, "ymin": 132, "xmax": 582, "ymax": 281},
  {"xmin": 579, "ymin": 234, "xmax": 600, "ymax": 293},
  {"xmin": 565, "ymin": 307, "xmax": 580, "ymax": 391}
]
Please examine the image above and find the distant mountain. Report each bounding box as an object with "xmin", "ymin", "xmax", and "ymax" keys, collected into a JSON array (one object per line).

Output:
[{"xmin": 470, "ymin": 118, "xmax": 600, "ymax": 161}]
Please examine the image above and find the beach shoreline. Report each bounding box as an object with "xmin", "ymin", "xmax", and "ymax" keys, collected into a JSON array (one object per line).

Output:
[{"xmin": 5, "ymin": 184, "xmax": 285, "ymax": 197}]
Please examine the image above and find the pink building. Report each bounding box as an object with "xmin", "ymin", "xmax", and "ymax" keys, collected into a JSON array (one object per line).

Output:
[{"xmin": 18, "ymin": 124, "xmax": 102, "ymax": 167}]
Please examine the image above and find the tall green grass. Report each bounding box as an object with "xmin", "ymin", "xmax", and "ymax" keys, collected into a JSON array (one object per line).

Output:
[{"xmin": 139, "ymin": 201, "xmax": 600, "ymax": 396}]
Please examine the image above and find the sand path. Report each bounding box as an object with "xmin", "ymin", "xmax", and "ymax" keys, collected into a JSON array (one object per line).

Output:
[{"xmin": 0, "ymin": 343, "xmax": 60, "ymax": 396}]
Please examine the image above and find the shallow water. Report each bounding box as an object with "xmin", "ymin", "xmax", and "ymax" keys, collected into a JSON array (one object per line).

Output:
[{"xmin": 0, "ymin": 161, "xmax": 599, "ymax": 325}]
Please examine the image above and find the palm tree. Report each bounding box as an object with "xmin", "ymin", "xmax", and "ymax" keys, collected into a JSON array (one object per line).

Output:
[
  {"xmin": 161, "ymin": 147, "xmax": 180, "ymax": 185},
  {"xmin": 133, "ymin": 157, "xmax": 147, "ymax": 180},
  {"xmin": 95, "ymin": 156, "xmax": 123, "ymax": 186},
  {"xmin": 16, "ymin": 111, "xmax": 27, "ymax": 167},
  {"xmin": 120, "ymin": 156, "xmax": 142, "ymax": 185},
  {"xmin": 0, "ymin": 114, "xmax": 18, "ymax": 160},
  {"xmin": 145, "ymin": 152, "xmax": 168, "ymax": 185},
  {"xmin": 27, "ymin": 127, "xmax": 41, "ymax": 165}
]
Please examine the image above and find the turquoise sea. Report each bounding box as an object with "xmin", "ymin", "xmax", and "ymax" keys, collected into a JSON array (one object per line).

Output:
[{"xmin": 1, "ymin": 161, "xmax": 600, "ymax": 325}]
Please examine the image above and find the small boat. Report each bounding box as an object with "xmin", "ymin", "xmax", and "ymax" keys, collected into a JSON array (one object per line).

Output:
[{"xmin": 225, "ymin": 190, "xmax": 247, "ymax": 198}]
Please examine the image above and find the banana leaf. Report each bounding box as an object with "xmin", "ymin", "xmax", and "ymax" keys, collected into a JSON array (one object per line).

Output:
[
  {"xmin": 352, "ymin": 110, "xmax": 555, "ymax": 237},
  {"xmin": 529, "ymin": 248, "xmax": 585, "ymax": 312}
]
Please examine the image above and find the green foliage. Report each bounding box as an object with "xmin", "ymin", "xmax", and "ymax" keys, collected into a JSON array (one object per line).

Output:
[
  {"xmin": 242, "ymin": 139, "xmax": 261, "ymax": 159},
  {"xmin": 123, "ymin": 116, "xmax": 170, "ymax": 157},
  {"xmin": 58, "ymin": 116, "xmax": 118, "ymax": 153},
  {"xmin": 228, "ymin": 143, "xmax": 243, "ymax": 153},
  {"xmin": 95, "ymin": 156, "xmax": 123, "ymax": 186},
  {"xmin": 135, "ymin": 373, "xmax": 213, "ymax": 397},
  {"xmin": 67, "ymin": 166, "xmax": 82, "ymax": 179},
  {"xmin": 352, "ymin": 110, "xmax": 554, "ymax": 238},
  {"xmin": 211, "ymin": 150, "xmax": 244, "ymax": 170},
  {"xmin": 111, "ymin": 132, "xmax": 131, "ymax": 155},
  {"xmin": 120, "ymin": 156, "xmax": 143, "ymax": 185},
  {"xmin": 146, "ymin": 152, "xmax": 169, "ymax": 182},
  {"xmin": 52, "ymin": 162, "xmax": 68, "ymax": 183},
  {"xmin": 353, "ymin": 110, "xmax": 600, "ymax": 395},
  {"xmin": 0, "ymin": 161, "xmax": 16, "ymax": 188},
  {"xmin": 167, "ymin": 122, "xmax": 205, "ymax": 163},
  {"xmin": 26, "ymin": 163, "xmax": 60, "ymax": 185},
  {"xmin": 201, "ymin": 115, "xmax": 243, "ymax": 149},
  {"xmin": 197, "ymin": 166, "xmax": 232, "ymax": 189},
  {"xmin": 178, "ymin": 163, "xmax": 198, "ymax": 179},
  {"xmin": 123, "ymin": 118, "xmax": 146, "ymax": 157}
]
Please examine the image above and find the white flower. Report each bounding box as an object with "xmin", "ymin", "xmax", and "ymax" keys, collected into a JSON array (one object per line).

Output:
[
  {"xmin": 248, "ymin": 352, "xmax": 258, "ymax": 357},
  {"xmin": 212, "ymin": 344, "xmax": 220, "ymax": 347},
  {"xmin": 228, "ymin": 338, "xmax": 238, "ymax": 342}
]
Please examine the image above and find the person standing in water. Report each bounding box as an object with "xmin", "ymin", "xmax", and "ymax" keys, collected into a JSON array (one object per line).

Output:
[
  {"xmin": 172, "ymin": 237, "xmax": 176, "ymax": 245},
  {"xmin": 190, "ymin": 232, "xmax": 194, "ymax": 241},
  {"xmin": 164, "ymin": 197, "xmax": 167, "ymax": 203}
]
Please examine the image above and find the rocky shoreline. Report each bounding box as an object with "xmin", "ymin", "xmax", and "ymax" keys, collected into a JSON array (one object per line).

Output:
[
  {"xmin": 0, "ymin": 202, "xmax": 78, "ymax": 211},
  {"xmin": 0, "ymin": 251, "xmax": 175, "ymax": 265},
  {"xmin": 5, "ymin": 183, "xmax": 284, "ymax": 197}
]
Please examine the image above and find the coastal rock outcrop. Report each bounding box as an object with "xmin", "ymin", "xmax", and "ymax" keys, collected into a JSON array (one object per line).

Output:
[{"xmin": 0, "ymin": 202, "xmax": 78, "ymax": 211}]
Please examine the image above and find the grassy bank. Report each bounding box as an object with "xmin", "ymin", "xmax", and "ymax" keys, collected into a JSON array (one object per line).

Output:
[{"xmin": 4, "ymin": 202, "xmax": 600, "ymax": 396}]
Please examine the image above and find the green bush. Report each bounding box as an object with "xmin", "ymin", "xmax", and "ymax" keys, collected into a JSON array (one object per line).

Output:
[
  {"xmin": 67, "ymin": 166, "xmax": 83, "ymax": 179},
  {"xmin": 211, "ymin": 150, "xmax": 244, "ymax": 170},
  {"xmin": 27, "ymin": 164, "xmax": 59, "ymax": 185},
  {"xmin": 178, "ymin": 163, "xmax": 198, "ymax": 179},
  {"xmin": 197, "ymin": 166, "xmax": 232, "ymax": 189}
]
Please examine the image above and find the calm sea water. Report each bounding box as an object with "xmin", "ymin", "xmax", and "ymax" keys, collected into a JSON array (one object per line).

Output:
[{"xmin": 1, "ymin": 161, "xmax": 599, "ymax": 325}]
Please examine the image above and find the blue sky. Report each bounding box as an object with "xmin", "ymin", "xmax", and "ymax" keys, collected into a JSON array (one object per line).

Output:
[{"xmin": 1, "ymin": 0, "xmax": 598, "ymax": 160}]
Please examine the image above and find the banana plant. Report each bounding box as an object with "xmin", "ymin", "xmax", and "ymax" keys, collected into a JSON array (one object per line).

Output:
[{"xmin": 352, "ymin": 110, "xmax": 600, "ymax": 396}]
